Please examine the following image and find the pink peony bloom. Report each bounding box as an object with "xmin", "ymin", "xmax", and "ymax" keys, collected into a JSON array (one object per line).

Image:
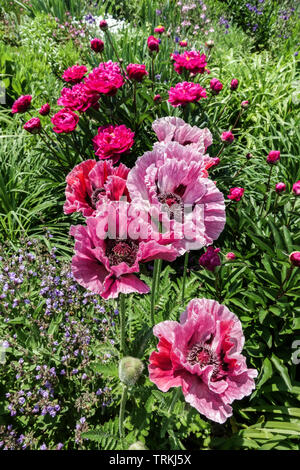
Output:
[
  {"xmin": 92, "ymin": 124, "xmax": 135, "ymax": 164},
  {"xmin": 99, "ymin": 20, "xmax": 108, "ymax": 31},
  {"xmin": 292, "ymin": 180, "xmax": 300, "ymax": 196},
  {"xmin": 275, "ymin": 182, "xmax": 286, "ymax": 194},
  {"xmin": 84, "ymin": 61, "xmax": 124, "ymax": 97},
  {"xmin": 154, "ymin": 25, "xmax": 165, "ymax": 34},
  {"xmin": 90, "ymin": 38, "xmax": 104, "ymax": 53},
  {"xmin": 179, "ymin": 40, "xmax": 188, "ymax": 47},
  {"xmin": 171, "ymin": 51, "xmax": 207, "ymax": 75},
  {"xmin": 64, "ymin": 159, "xmax": 130, "ymax": 217},
  {"xmin": 126, "ymin": 64, "xmax": 148, "ymax": 82},
  {"xmin": 39, "ymin": 103, "xmax": 50, "ymax": 116},
  {"xmin": 51, "ymin": 108, "xmax": 79, "ymax": 134},
  {"xmin": 221, "ymin": 131, "xmax": 234, "ymax": 144},
  {"xmin": 226, "ymin": 252, "xmax": 236, "ymax": 261},
  {"xmin": 57, "ymin": 83, "xmax": 99, "ymax": 113},
  {"xmin": 23, "ymin": 117, "xmax": 41, "ymax": 134},
  {"xmin": 147, "ymin": 35, "xmax": 160, "ymax": 52},
  {"xmin": 127, "ymin": 142, "xmax": 226, "ymax": 252},
  {"xmin": 210, "ymin": 78, "xmax": 223, "ymax": 94},
  {"xmin": 228, "ymin": 187, "xmax": 244, "ymax": 201},
  {"xmin": 62, "ymin": 65, "xmax": 88, "ymax": 84},
  {"xmin": 148, "ymin": 298, "xmax": 258, "ymax": 423},
  {"xmin": 199, "ymin": 246, "xmax": 221, "ymax": 271},
  {"xmin": 289, "ymin": 251, "xmax": 300, "ymax": 267},
  {"xmin": 70, "ymin": 201, "xmax": 179, "ymax": 299},
  {"xmin": 267, "ymin": 150, "xmax": 280, "ymax": 164},
  {"xmin": 152, "ymin": 117, "xmax": 215, "ymax": 173},
  {"xmin": 168, "ymin": 82, "xmax": 207, "ymax": 107},
  {"xmin": 11, "ymin": 95, "xmax": 32, "ymax": 114},
  {"xmin": 230, "ymin": 79, "xmax": 239, "ymax": 91}
]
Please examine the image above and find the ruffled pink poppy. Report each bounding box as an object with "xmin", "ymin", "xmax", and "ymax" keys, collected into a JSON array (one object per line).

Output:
[
  {"xmin": 57, "ymin": 82, "xmax": 100, "ymax": 113},
  {"xmin": 149, "ymin": 298, "xmax": 258, "ymax": 423},
  {"xmin": 84, "ymin": 61, "xmax": 124, "ymax": 96},
  {"xmin": 92, "ymin": 124, "xmax": 135, "ymax": 164},
  {"xmin": 127, "ymin": 142, "xmax": 226, "ymax": 252},
  {"xmin": 171, "ymin": 51, "xmax": 207, "ymax": 75},
  {"xmin": 70, "ymin": 201, "xmax": 179, "ymax": 299},
  {"xmin": 64, "ymin": 159, "xmax": 130, "ymax": 217}
]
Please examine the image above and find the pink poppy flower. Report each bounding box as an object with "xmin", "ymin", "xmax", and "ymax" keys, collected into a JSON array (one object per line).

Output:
[
  {"xmin": 126, "ymin": 64, "xmax": 148, "ymax": 82},
  {"xmin": 149, "ymin": 298, "xmax": 258, "ymax": 423},
  {"xmin": 62, "ymin": 65, "xmax": 88, "ymax": 84},
  {"xmin": 127, "ymin": 142, "xmax": 226, "ymax": 252},
  {"xmin": 70, "ymin": 201, "xmax": 179, "ymax": 299},
  {"xmin": 11, "ymin": 95, "xmax": 32, "ymax": 114},
  {"xmin": 199, "ymin": 246, "xmax": 221, "ymax": 271},
  {"xmin": 92, "ymin": 125, "xmax": 135, "ymax": 164},
  {"xmin": 227, "ymin": 187, "xmax": 244, "ymax": 201},
  {"xmin": 171, "ymin": 51, "xmax": 207, "ymax": 75},
  {"xmin": 51, "ymin": 108, "xmax": 79, "ymax": 134},
  {"xmin": 168, "ymin": 82, "xmax": 207, "ymax": 107},
  {"xmin": 64, "ymin": 159, "xmax": 130, "ymax": 217},
  {"xmin": 84, "ymin": 61, "xmax": 124, "ymax": 97},
  {"xmin": 292, "ymin": 180, "xmax": 300, "ymax": 196},
  {"xmin": 57, "ymin": 83, "xmax": 100, "ymax": 113}
]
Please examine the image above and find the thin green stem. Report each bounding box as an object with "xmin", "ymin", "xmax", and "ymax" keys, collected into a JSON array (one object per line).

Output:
[
  {"xmin": 119, "ymin": 293, "xmax": 126, "ymax": 356},
  {"xmin": 181, "ymin": 251, "xmax": 189, "ymax": 304},
  {"xmin": 119, "ymin": 385, "xmax": 128, "ymax": 440},
  {"xmin": 168, "ymin": 387, "xmax": 181, "ymax": 414},
  {"xmin": 260, "ymin": 165, "xmax": 273, "ymax": 216},
  {"xmin": 287, "ymin": 196, "xmax": 296, "ymax": 228}
]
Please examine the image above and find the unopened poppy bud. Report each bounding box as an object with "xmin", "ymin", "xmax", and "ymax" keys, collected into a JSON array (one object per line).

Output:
[
  {"xmin": 119, "ymin": 357, "xmax": 144, "ymax": 386},
  {"xmin": 128, "ymin": 441, "xmax": 148, "ymax": 450}
]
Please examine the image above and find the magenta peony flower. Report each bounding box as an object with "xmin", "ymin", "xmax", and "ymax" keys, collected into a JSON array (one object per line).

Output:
[
  {"xmin": 154, "ymin": 25, "xmax": 165, "ymax": 34},
  {"xmin": 39, "ymin": 103, "xmax": 50, "ymax": 116},
  {"xmin": 275, "ymin": 182, "xmax": 286, "ymax": 194},
  {"xmin": 227, "ymin": 187, "xmax": 244, "ymax": 201},
  {"xmin": 64, "ymin": 160, "xmax": 130, "ymax": 217},
  {"xmin": 289, "ymin": 251, "xmax": 300, "ymax": 267},
  {"xmin": 149, "ymin": 298, "xmax": 258, "ymax": 423},
  {"xmin": 84, "ymin": 61, "xmax": 124, "ymax": 96},
  {"xmin": 62, "ymin": 65, "xmax": 88, "ymax": 84},
  {"xmin": 168, "ymin": 82, "xmax": 207, "ymax": 107},
  {"xmin": 126, "ymin": 64, "xmax": 148, "ymax": 82},
  {"xmin": 90, "ymin": 38, "xmax": 104, "ymax": 53},
  {"xmin": 199, "ymin": 246, "xmax": 221, "ymax": 271},
  {"xmin": 11, "ymin": 95, "xmax": 32, "ymax": 114},
  {"xmin": 51, "ymin": 108, "xmax": 79, "ymax": 134},
  {"xmin": 70, "ymin": 201, "xmax": 179, "ymax": 299},
  {"xmin": 292, "ymin": 180, "xmax": 300, "ymax": 195},
  {"xmin": 179, "ymin": 40, "xmax": 188, "ymax": 47},
  {"xmin": 147, "ymin": 35, "xmax": 160, "ymax": 52},
  {"xmin": 57, "ymin": 83, "xmax": 100, "ymax": 113},
  {"xmin": 230, "ymin": 79, "xmax": 239, "ymax": 91},
  {"xmin": 127, "ymin": 142, "xmax": 226, "ymax": 252},
  {"xmin": 267, "ymin": 150, "xmax": 280, "ymax": 164},
  {"xmin": 23, "ymin": 117, "xmax": 41, "ymax": 134},
  {"xmin": 99, "ymin": 19, "xmax": 108, "ymax": 31},
  {"xmin": 221, "ymin": 131, "xmax": 234, "ymax": 144},
  {"xmin": 225, "ymin": 252, "xmax": 236, "ymax": 261},
  {"xmin": 171, "ymin": 51, "xmax": 207, "ymax": 75},
  {"xmin": 92, "ymin": 125, "xmax": 135, "ymax": 164},
  {"xmin": 210, "ymin": 78, "xmax": 223, "ymax": 94}
]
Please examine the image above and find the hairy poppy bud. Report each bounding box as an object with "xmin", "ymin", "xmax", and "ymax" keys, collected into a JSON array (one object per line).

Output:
[{"xmin": 119, "ymin": 357, "xmax": 144, "ymax": 386}]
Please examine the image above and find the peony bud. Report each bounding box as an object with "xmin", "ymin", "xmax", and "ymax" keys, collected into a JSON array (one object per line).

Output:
[
  {"xmin": 230, "ymin": 79, "xmax": 239, "ymax": 91},
  {"xmin": 205, "ymin": 39, "xmax": 214, "ymax": 48},
  {"xmin": 221, "ymin": 131, "xmax": 234, "ymax": 144},
  {"xmin": 119, "ymin": 357, "xmax": 144, "ymax": 386},
  {"xmin": 23, "ymin": 117, "xmax": 41, "ymax": 134},
  {"xmin": 128, "ymin": 441, "xmax": 148, "ymax": 450},
  {"xmin": 11, "ymin": 95, "xmax": 32, "ymax": 114},
  {"xmin": 246, "ymin": 152, "xmax": 253, "ymax": 160},
  {"xmin": 210, "ymin": 78, "xmax": 223, "ymax": 95},
  {"xmin": 292, "ymin": 180, "xmax": 300, "ymax": 196},
  {"xmin": 275, "ymin": 182, "xmax": 286, "ymax": 194},
  {"xmin": 289, "ymin": 252, "xmax": 300, "ymax": 267},
  {"xmin": 267, "ymin": 150, "xmax": 280, "ymax": 164},
  {"xmin": 179, "ymin": 40, "xmax": 188, "ymax": 47},
  {"xmin": 153, "ymin": 94, "xmax": 162, "ymax": 103},
  {"xmin": 147, "ymin": 35, "xmax": 160, "ymax": 52},
  {"xmin": 99, "ymin": 19, "xmax": 108, "ymax": 31},
  {"xmin": 90, "ymin": 38, "xmax": 104, "ymax": 53},
  {"xmin": 225, "ymin": 252, "xmax": 236, "ymax": 261},
  {"xmin": 241, "ymin": 100, "xmax": 249, "ymax": 108},
  {"xmin": 227, "ymin": 187, "xmax": 244, "ymax": 201},
  {"xmin": 39, "ymin": 103, "xmax": 50, "ymax": 116}
]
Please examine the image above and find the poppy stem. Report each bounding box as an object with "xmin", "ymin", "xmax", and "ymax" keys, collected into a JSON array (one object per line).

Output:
[
  {"xmin": 150, "ymin": 258, "xmax": 162, "ymax": 326},
  {"xmin": 119, "ymin": 385, "xmax": 128, "ymax": 441},
  {"xmin": 182, "ymin": 251, "xmax": 189, "ymax": 304},
  {"xmin": 119, "ymin": 293, "xmax": 126, "ymax": 356}
]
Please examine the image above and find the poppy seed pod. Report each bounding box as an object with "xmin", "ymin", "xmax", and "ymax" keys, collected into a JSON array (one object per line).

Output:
[{"xmin": 119, "ymin": 357, "xmax": 144, "ymax": 386}]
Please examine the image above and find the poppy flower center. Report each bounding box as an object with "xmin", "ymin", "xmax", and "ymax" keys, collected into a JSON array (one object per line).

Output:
[
  {"xmin": 91, "ymin": 187, "xmax": 106, "ymax": 209},
  {"xmin": 187, "ymin": 342, "xmax": 220, "ymax": 377},
  {"xmin": 157, "ymin": 192, "xmax": 184, "ymax": 221},
  {"xmin": 105, "ymin": 239, "xmax": 139, "ymax": 267}
]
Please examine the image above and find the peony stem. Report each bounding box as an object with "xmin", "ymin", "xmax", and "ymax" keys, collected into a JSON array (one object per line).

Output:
[
  {"xmin": 287, "ymin": 196, "xmax": 296, "ymax": 228},
  {"xmin": 119, "ymin": 293, "xmax": 126, "ymax": 356},
  {"xmin": 119, "ymin": 384, "xmax": 128, "ymax": 441},
  {"xmin": 181, "ymin": 251, "xmax": 189, "ymax": 304},
  {"xmin": 260, "ymin": 165, "xmax": 273, "ymax": 216}
]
